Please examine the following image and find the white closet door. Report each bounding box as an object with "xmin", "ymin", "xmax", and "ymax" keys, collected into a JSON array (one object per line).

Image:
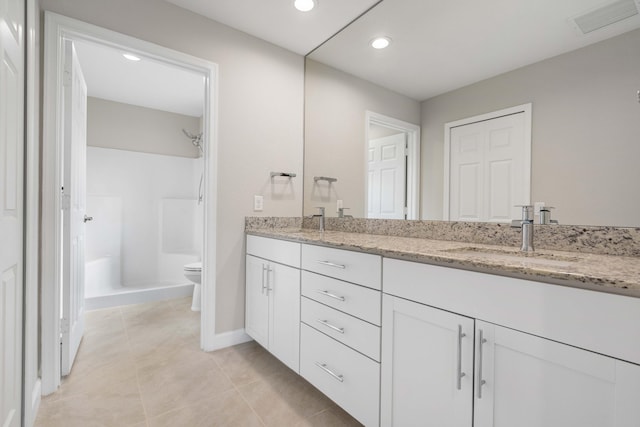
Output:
[
  {"xmin": 61, "ymin": 39, "xmax": 88, "ymax": 376},
  {"xmin": 367, "ymin": 133, "xmax": 406, "ymax": 219},
  {"xmin": 0, "ymin": 0, "xmax": 24, "ymax": 425},
  {"xmin": 475, "ymin": 321, "xmax": 640, "ymax": 427},
  {"xmin": 448, "ymin": 111, "xmax": 528, "ymax": 222}
]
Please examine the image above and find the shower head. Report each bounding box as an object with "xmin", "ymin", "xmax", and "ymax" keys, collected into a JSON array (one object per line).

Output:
[{"xmin": 182, "ymin": 128, "xmax": 203, "ymax": 153}]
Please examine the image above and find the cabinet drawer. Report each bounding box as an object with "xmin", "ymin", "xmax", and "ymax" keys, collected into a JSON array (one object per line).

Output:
[
  {"xmin": 301, "ymin": 297, "xmax": 380, "ymax": 361},
  {"xmin": 300, "ymin": 324, "xmax": 380, "ymax": 427},
  {"xmin": 301, "ymin": 271, "xmax": 381, "ymax": 325},
  {"xmin": 246, "ymin": 235, "xmax": 301, "ymax": 268},
  {"xmin": 301, "ymin": 244, "xmax": 381, "ymax": 290}
]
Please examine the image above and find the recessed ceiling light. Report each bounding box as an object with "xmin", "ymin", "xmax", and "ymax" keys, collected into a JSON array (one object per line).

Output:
[
  {"xmin": 371, "ymin": 37, "xmax": 392, "ymax": 49},
  {"xmin": 122, "ymin": 53, "xmax": 141, "ymax": 61},
  {"xmin": 294, "ymin": 0, "xmax": 316, "ymax": 12}
]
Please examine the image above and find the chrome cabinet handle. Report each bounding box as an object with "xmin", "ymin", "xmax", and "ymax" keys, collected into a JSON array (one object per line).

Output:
[
  {"xmin": 477, "ymin": 329, "xmax": 487, "ymax": 399},
  {"xmin": 316, "ymin": 319, "xmax": 345, "ymax": 334},
  {"xmin": 315, "ymin": 362, "xmax": 344, "ymax": 382},
  {"xmin": 266, "ymin": 265, "xmax": 273, "ymax": 295},
  {"xmin": 316, "ymin": 260, "xmax": 346, "ymax": 269},
  {"xmin": 261, "ymin": 264, "xmax": 267, "ymax": 294},
  {"xmin": 457, "ymin": 324, "xmax": 466, "ymax": 390},
  {"xmin": 315, "ymin": 290, "xmax": 346, "ymax": 302},
  {"xmin": 83, "ymin": 215, "xmax": 93, "ymax": 223}
]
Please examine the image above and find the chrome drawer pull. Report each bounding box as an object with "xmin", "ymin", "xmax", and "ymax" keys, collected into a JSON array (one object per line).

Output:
[
  {"xmin": 316, "ymin": 319, "xmax": 345, "ymax": 334},
  {"xmin": 315, "ymin": 290, "xmax": 346, "ymax": 302},
  {"xmin": 316, "ymin": 260, "xmax": 346, "ymax": 269},
  {"xmin": 315, "ymin": 362, "xmax": 344, "ymax": 382}
]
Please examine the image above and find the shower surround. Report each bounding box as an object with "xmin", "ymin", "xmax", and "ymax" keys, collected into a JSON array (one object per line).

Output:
[{"xmin": 85, "ymin": 146, "xmax": 203, "ymax": 309}]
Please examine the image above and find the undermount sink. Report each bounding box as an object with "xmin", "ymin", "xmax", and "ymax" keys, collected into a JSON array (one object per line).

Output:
[{"xmin": 441, "ymin": 247, "xmax": 579, "ymax": 268}]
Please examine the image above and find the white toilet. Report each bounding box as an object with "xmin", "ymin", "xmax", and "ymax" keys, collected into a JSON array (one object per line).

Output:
[{"xmin": 183, "ymin": 262, "xmax": 202, "ymax": 311}]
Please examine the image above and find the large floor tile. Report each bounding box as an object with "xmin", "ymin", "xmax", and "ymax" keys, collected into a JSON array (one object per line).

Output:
[
  {"xmin": 147, "ymin": 389, "xmax": 264, "ymax": 427},
  {"xmin": 138, "ymin": 355, "xmax": 235, "ymax": 417},
  {"xmin": 238, "ymin": 370, "xmax": 334, "ymax": 427},
  {"xmin": 211, "ymin": 340, "xmax": 292, "ymax": 387},
  {"xmin": 300, "ymin": 405, "xmax": 363, "ymax": 427},
  {"xmin": 35, "ymin": 389, "xmax": 146, "ymax": 427}
]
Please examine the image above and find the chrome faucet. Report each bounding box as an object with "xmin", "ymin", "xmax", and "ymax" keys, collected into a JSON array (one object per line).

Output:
[
  {"xmin": 312, "ymin": 207, "xmax": 325, "ymax": 232},
  {"xmin": 511, "ymin": 205, "xmax": 534, "ymax": 252}
]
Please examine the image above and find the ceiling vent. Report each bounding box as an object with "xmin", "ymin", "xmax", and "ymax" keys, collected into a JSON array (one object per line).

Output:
[{"xmin": 571, "ymin": 0, "xmax": 639, "ymax": 34}]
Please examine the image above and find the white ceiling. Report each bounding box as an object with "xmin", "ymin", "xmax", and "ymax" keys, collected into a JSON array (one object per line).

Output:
[
  {"xmin": 74, "ymin": 0, "xmax": 640, "ymax": 115},
  {"xmin": 163, "ymin": 0, "xmax": 381, "ymax": 55},
  {"xmin": 74, "ymin": 40, "xmax": 205, "ymax": 117}
]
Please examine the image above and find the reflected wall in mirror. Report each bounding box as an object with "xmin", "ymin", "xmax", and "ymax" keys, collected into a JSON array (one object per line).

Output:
[
  {"xmin": 304, "ymin": 26, "xmax": 640, "ymax": 227},
  {"xmin": 303, "ymin": 60, "xmax": 420, "ymax": 217}
]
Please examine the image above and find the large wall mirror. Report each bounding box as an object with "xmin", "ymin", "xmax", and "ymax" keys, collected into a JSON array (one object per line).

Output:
[{"xmin": 303, "ymin": 0, "xmax": 640, "ymax": 227}]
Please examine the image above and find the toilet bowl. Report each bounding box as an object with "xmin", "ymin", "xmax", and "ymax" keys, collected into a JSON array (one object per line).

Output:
[{"xmin": 183, "ymin": 262, "xmax": 202, "ymax": 311}]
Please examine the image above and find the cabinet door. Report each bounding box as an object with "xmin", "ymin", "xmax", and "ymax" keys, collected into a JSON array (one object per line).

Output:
[
  {"xmin": 245, "ymin": 255, "xmax": 269, "ymax": 349},
  {"xmin": 475, "ymin": 321, "xmax": 640, "ymax": 427},
  {"xmin": 381, "ymin": 295, "xmax": 474, "ymax": 427},
  {"xmin": 269, "ymin": 262, "xmax": 301, "ymax": 373}
]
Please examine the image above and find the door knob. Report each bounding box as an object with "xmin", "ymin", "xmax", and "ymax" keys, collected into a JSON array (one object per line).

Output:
[{"xmin": 83, "ymin": 215, "xmax": 93, "ymax": 223}]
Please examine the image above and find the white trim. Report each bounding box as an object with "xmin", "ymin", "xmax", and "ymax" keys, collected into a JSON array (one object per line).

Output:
[
  {"xmin": 443, "ymin": 103, "xmax": 532, "ymax": 220},
  {"xmin": 24, "ymin": 0, "xmax": 41, "ymax": 422},
  {"xmin": 205, "ymin": 330, "xmax": 253, "ymax": 352},
  {"xmin": 41, "ymin": 12, "xmax": 219, "ymax": 394},
  {"xmin": 84, "ymin": 284, "xmax": 195, "ymax": 311},
  {"xmin": 365, "ymin": 111, "xmax": 421, "ymax": 220}
]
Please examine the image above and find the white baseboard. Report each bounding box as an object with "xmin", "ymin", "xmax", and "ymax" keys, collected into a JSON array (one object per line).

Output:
[
  {"xmin": 25, "ymin": 379, "xmax": 41, "ymax": 427},
  {"xmin": 204, "ymin": 329, "xmax": 252, "ymax": 352}
]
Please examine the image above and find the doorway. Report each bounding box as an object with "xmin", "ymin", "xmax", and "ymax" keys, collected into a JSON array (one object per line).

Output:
[
  {"xmin": 41, "ymin": 12, "xmax": 218, "ymax": 394},
  {"xmin": 365, "ymin": 111, "xmax": 421, "ymax": 220}
]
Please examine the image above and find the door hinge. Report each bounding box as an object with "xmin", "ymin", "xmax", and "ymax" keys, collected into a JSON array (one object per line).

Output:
[
  {"xmin": 60, "ymin": 318, "xmax": 70, "ymax": 334},
  {"xmin": 61, "ymin": 194, "xmax": 71, "ymax": 210},
  {"xmin": 403, "ymin": 206, "xmax": 408, "ymax": 215}
]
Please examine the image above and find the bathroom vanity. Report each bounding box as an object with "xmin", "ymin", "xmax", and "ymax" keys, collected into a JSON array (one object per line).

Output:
[{"xmin": 245, "ymin": 225, "xmax": 640, "ymax": 427}]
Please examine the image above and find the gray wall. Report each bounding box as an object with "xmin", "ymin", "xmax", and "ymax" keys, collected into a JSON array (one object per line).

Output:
[
  {"xmin": 87, "ymin": 97, "xmax": 201, "ymax": 157},
  {"xmin": 421, "ymin": 28, "xmax": 640, "ymax": 227},
  {"xmin": 41, "ymin": 0, "xmax": 304, "ymax": 334},
  {"xmin": 304, "ymin": 59, "xmax": 421, "ymax": 217}
]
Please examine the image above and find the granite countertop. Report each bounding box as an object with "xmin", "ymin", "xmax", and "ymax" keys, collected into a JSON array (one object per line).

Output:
[{"xmin": 246, "ymin": 228, "xmax": 640, "ymax": 298}]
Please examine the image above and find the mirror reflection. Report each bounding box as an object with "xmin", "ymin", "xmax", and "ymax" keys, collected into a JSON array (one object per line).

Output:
[{"xmin": 303, "ymin": 0, "xmax": 640, "ymax": 227}]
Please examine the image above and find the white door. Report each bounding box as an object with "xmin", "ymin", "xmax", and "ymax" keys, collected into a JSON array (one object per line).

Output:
[
  {"xmin": 381, "ymin": 295, "xmax": 474, "ymax": 427},
  {"xmin": 0, "ymin": 0, "xmax": 24, "ymax": 425},
  {"xmin": 448, "ymin": 111, "xmax": 529, "ymax": 222},
  {"xmin": 61, "ymin": 40, "xmax": 87, "ymax": 376},
  {"xmin": 245, "ymin": 255, "xmax": 269, "ymax": 349},
  {"xmin": 269, "ymin": 262, "xmax": 300, "ymax": 373},
  {"xmin": 367, "ymin": 133, "xmax": 406, "ymax": 219},
  {"xmin": 475, "ymin": 321, "xmax": 640, "ymax": 427}
]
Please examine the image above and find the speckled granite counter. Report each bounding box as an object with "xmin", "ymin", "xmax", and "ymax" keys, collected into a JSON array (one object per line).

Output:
[{"xmin": 246, "ymin": 224, "xmax": 640, "ymax": 298}]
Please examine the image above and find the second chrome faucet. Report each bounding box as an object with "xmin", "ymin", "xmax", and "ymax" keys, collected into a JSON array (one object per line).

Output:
[{"xmin": 512, "ymin": 205, "xmax": 534, "ymax": 252}]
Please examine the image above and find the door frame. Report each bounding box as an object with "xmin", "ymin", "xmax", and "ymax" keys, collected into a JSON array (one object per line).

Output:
[
  {"xmin": 365, "ymin": 111, "xmax": 421, "ymax": 220},
  {"xmin": 41, "ymin": 12, "xmax": 219, "ymax": 394},
  {"xmin": 443, "ymin": 103, "xmax": 532, "ymax": 220}
]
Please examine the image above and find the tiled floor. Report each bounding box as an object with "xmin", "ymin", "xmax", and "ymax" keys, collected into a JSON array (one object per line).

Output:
[{"xmin": 35, "ymin": 297, "xmax": 362, "ymax": 427}]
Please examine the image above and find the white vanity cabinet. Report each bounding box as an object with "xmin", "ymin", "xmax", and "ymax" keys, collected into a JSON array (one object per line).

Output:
[
  {"xmin": 245, "ymin": 235, "xmax": 301, "ymax": 373},
  {"xmin": 382, "ymin": 258, "xmax": 640, "ymax": 427},
  {"xmin": 381, "ymin": 295, "xmax": 474, "ymax": 427},
  {"xmin": 299, "ymin": 244, "xmax": 382, "ymax": 427},
  {"xmin": 474, "ymin": 321, "xmax": 640, "ymax": 427}
]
